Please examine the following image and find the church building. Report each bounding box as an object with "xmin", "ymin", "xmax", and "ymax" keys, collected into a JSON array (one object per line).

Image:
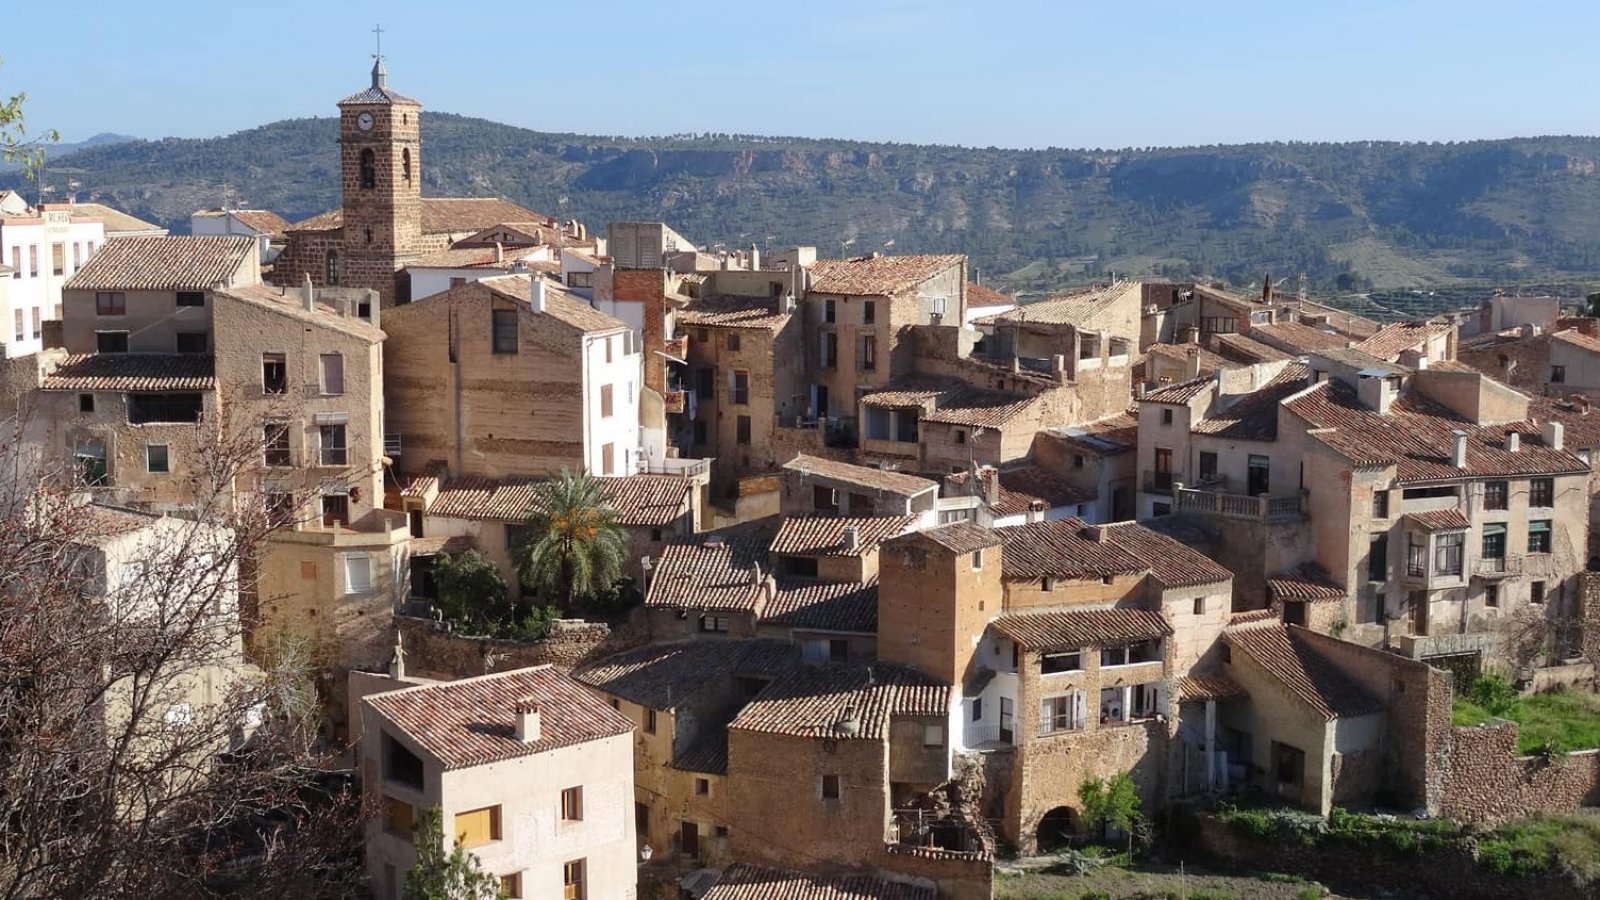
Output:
[{"xmin": 271, "ymin": 59, "xmax": 551, "ymax": 306}]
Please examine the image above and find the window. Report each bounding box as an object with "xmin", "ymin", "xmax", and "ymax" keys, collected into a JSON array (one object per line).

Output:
[
  {"xmin": 324, "ymin": 249, "xmax": 340, "ymax": 285},
  {"xmin": 51, "ymin": 242, "xmax": 63, "ymax": 276},
  {"xmin": 262, "ymin": 353, "xmax": 287, "ymax": 393},
  {"xmin": 1532, "ymin": 581, "xmax": 1547, "ymax": 604},
  {"xmin": 343, "ymin": 555, "xmax": 371, "ymax": 594},
  {"xmin": 1529, "ymin": 520, "xmax": 1553, "ymax": 554},
  {"xmin": 694, "ymin": 778, "xmax": 710, "ymax": 797},
  {"xmin": 1161, "ymin": 408, "xmax": 1173, "ymax": 426},
  {"xmin": 1041, "ymin": 650, "xmax": 1081, "ymax": 674},
  {"xmin": 95, "ymin": 292, "xmax": 126, "ymax": 316},
  {"xmin": 600, "ymin": 384, "xmax": 614, "ymax": 418},
  {"xmin": 264, "ymin": 423, "xmax": 291, "ymax": 466},
  {"xmin": 1407, "ymin": 533, "xmax": 1427, "ymax": 577},
  {"xmin": 384, "ymin": 797, "xmax": 416, "ymax": 839},
  {"xmin": 1435, "ymin": 532, "xmax": 1464, "ymax": 576},
  {"xmin": 561, "ymin": 786, "xmax": 583, "ymax": 822},
  {"xmin": 454, "ymin": 806, "xmax": 501, "ymax": 848},
  {"xmin": 319, "ymin": 424, "xmax": 347, "ymax": 466},
  {"xmin": 1198, "ymin": 451, "xmax": 1217, "ymax": 480},
  {"xmin": 401, "ymin": 148, "xmax": 412, "ymax": 182},
  {"xmin": 7, "ymin": 246, "xmax": 16, "ymax": 276},
  {"xmin": 10, "ymin": 310, "xmax": 19, "ymax": 341},
  {"xmin": 971, "ymin": 550, "xmax": 983, "ymax": 570},
  {"xmin": 644, "ymin": 708, "xmax": 657, "ymax": 734},
  {"xmin": 29, "ymin": 308, "xmax": 38, "ymax": 340},
  {"xmin": 96, "ymin": 331, "xmax": 129, "ymax": 353},
  {"xmin": 359, "ymin": 148, "xmax": 376, "ymax": 189},
  {"xmin": 731, "ymin": 370, "xmax": 749, "ymax": 405},
  {"xmin": 176, "ymin": 291, "xmax": 205, "ymax": 307},
  {"xmin": 75, "ymin": 441, "xmax": 108, "ymax": 486},
  {"xmin": 1074, "ymin": 453, "xmax": 1085, "ymax": 469},
  {"xmin": 145, "ymin": 444, "xmax": 170, "ymax": 474},
  {"xmin": 971, "ymin": 698, "xmax": 983, "ymax": 722},
  {"xmin": 322, "ymin": 492, "xmax": 350, "ymax": 526},
  {"xmin": 863, "ymin": 300, "xmax": 876, "ymax": 324},
  {"xmin": 824, "ymin": 299, "xmax": 836, "ymax": 323},
  {"xmin": 922, "ymin": 723, "xmax": 944, "ymax": 747},
  {"xmin": 699, "ymin": 615, "xmax": 730, "ymax": 633},
  {"xmin": 28, "ymin": 245, "xmax": 37, "ymax": 277},
  {"xmin": 1481, "ymin": 481, "xmax": 1507, "ymax": 511},
  {"xmin": 1373, "ymin": 489, "xmax": 1390, "ymax": 518},
  {"xmin": 820, "ymin": 775, "xmax": 840, "ymax": 800},
  {"xmin": 562, "ymin": 859, "xmax": 586, "ymax": 900},
  {"xmin": 1530, "ymin": 477, "xmax": 1554, "ymax": 508},
  {"xmin": 1485, "ymin": 583, "xmax": 1500, "ymax": 609},
  {"xmin": 319, "ymin": 354, "xmax": 344, "ymax": 395},
  {"xmin": 692, "ymin": 420, "xmax": 707, "ymax": 445},
  {"xmin": 78, "ymin": 394, "xmax": 94, "ymax": 413},
  {"xmin": 566, "ymin": 271, "xmax": 593, "ymax": 289},
  {"xmin": 72, "ymin": 242, "xmax": 80, "ymax": 271},
  {"xmin": 127, "ymin": 392, "xmax": 202, "ymax": 424},
  {"xmin": 1552, "ymin": 365, "xmax": 1567, "ymax": 384},
  {"xmin": 601, "ymin": 442, "xmax": 615, "ymax": 475},
  {"xmin": 1193, "ymin": 596, "xmax": 1206, "ymax": 615},
  {"xmin": 726, "ymin": 332, "xmax": 741, "ymax": 352},
  {"xmin": 821, "ymin": 331, "xmax": 838, "ymax": 368},
  {"xmin": 491, "ymin": 308, "xmax": 519, "ymax": 354},
  {"xmin": 1102, "ymin": 641, "xmax": 1155, "ymax": 667},
  {"xmin": 1247, "ymin": 454, "xmax": 1270, "ymax": 495},
  {"xmin": 1038, "ymin": 693, "xmax": 1083, "ymax": 735},
  {"xmin": 176, "ymin": 332, "xmax": 207, "ymax": 354},
  {"xmin": 736, "ymin": 415, "xmax": 751, "ymax": 445},
  {"xmin": 1482, "ymin": 523, "xmax": 1507, "ymax": 568},
  {"xmin": 1368, "ymin": 534, "xmax": 1388, "ymax": 581},
  {"xmin": 499, "ymin": 874, "xmax": 521, "ymax": 899}
]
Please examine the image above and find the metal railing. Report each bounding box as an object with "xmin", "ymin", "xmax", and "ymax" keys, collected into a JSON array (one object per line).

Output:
[
  {"xmin": 1474, "ymin": 555, "xmax": 1523, "ymax": 577},
  {"xmin": 1174, "ymin": 486, "xmax": 1306, "ymax": 522}
]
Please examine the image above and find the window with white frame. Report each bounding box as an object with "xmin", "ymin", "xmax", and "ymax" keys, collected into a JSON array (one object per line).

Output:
[
  {"xmin": 1037, "ymin": 692, "xmax": 1084, "ymax": 735},
  {"xmin": 343, "ymin": 555, "xmax": 373, "ymax": 595}
]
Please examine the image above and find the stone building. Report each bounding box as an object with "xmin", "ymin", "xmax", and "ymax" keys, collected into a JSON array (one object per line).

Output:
[
  {"xmin": 270, "ymin": 59, "xmax": 545, "ymax": 307},
  {"xmin": 1458, "ymin": 322, "xmax": 1600, "ymax": 400},
  {"xmin": 360, "ymin": 665, "xmax": 637, "ymax": 900}
]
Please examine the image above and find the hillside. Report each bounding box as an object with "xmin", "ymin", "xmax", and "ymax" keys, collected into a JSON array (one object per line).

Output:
[{"xmin": 7, "ymin": 113, "xmax": 1600, "ymax": 300}]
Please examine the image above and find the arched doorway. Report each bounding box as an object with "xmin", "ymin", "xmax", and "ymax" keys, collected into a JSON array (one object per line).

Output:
[{"xmin": 1036, "ymin": 806, "xmax": 1082, "ymax": 852}]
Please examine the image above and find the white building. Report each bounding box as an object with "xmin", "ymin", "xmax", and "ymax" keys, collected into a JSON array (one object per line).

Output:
[
  {"xmin": 1, "ymin": 203, "xmax": 107, "ymax": 356},
  {"xmin": 581, "ymin": 297, "xmax": 645, "ymax": 476},
  {"xmin": 404, "ymin": 245, "xmax": 555, "ymax": 303},
  {"xmin": 189, "ymin": 208, "xmax": 291, "ymax": 264},
  {"xmin": 360, "ymin": 665, "xmax": 638, "ymax": 900}
]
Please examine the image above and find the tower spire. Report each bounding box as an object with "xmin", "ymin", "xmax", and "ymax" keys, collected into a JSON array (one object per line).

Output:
[{"xmin": 370, "ymin": 24, "xmax": 387, "ymax": 89}]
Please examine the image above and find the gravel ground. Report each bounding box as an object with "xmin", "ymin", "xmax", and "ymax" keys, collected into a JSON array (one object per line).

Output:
[{"xmin": 995, "ymin": 861, "xmax": 1344, "ymax": 900}]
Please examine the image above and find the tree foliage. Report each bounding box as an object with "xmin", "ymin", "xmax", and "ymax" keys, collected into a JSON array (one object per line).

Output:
[
  {"xmin": 1078, "ymin": 773, "xmax": 1142, "ymax": 838},
  {"xmin": 513, "ymin": 469, "xmax": 626, "ymax": 609},
  {"xmin": 433, "ymin": 549, "xmax": 508, "ymax": 628},
  {"xmin": 0, "ymin": 55, "xmax": 58, "ymax": 179},
  {"xmin": 402, "ymin": 808, "xmax": 503, "ymax": 900}
]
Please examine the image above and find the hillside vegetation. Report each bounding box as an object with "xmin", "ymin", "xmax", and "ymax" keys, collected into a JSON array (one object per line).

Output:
[{"xmin": 9, "ymin": 114, "xmax": 1600, "ymax": 301}]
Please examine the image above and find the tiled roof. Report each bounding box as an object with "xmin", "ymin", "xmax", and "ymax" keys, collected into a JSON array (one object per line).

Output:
[
  {"xmin": 996, "ymin": 518, "xmax": 1232, "ymax": 587},
  {"xmin": 575, "ymin": 640, "xmax": 798, "ymax": 710},
  {"xmin": 1209, "ymin": 332, "xmax": 1293, "ymax": 364},
  {"xmin": 288, "ymin": 198, "xmax": 544, "ymax": 236},
  {"xmin": 1046, "ymin": 411, "xmax": 1139, "ymax": 456},
  {"xmin": 212, "ymin": 283, "xmax": 385, "ymax": 342},
  {"xmin": 770, "ymin": 515, "xmax": 914, "ymax": 558},
  {"xmin": 807, "ymin": 254, "xmax": 964, "ymax": 297},
  {"xmin": 990, "ymin": 607, "xmax": 1172, "ymax": 651},
  {"xmin": 980, "ymin": 281, "xmax": 1140, "ymax": 327},
  {"xmin": 645, "ymin": 526, "xmax": 776, "ymax": 611},
  {"xmin": 672, "ymin": 730, "xmax": 728, "ymax": 775},
  {"xmin": 1355, "ymin": 321, "xmax": 1454, "ymax": 361},
  {"xmin": 677, "ymin": 294, "xmax": 791, "ymax": 330},
  {"xmin": 762, "ymin": 579, "xmax": 878, "ymax": 634},
  {"xmin": 64, "ymin": 235, "xmax": 254, "ymax": 291},
  {"xmin": 1145, "ymin": 341, "xmax": 1234, "ymax": 375},
  {"xmin": 1228, "ymin": 608, "xmax": 1278, "ymax": 627},
  {"xmin": 1191, "ymin": 363, "xmax": 1310, "ymax": 442},
  {"xmin": 1284, "ymin": 379, "xmax": 1588, "ymax": 481},
  {"xmin": 893, "ymin": 521, "xmax": 1002, "ymax": 554},
  {"xmin": 861, "ymin": 380, "xmax": 1035, "ymax": 429},
  {"xmin": 782, "ymin": 454, "xmax": 936, "ymax": 497},
  {"xmin": 703, "ymin": 864, "xmax": 936, "ymax": 900},
  {"xmin": 1140, "ymin": 375, "xmax": 1213, "ymax": 405},
  {"xmin": 1296, "ymin": 300, "xmax": 1382, "ymax": 339},
  {"xmin": 338, "ymin": 83, "xmax": 419, "ymax": 105},
  {"xmin": 1552, "ymin": 328, "xmax": 1600, "ymax": 355},
  {"xmin": 1225, "ymin": 627, "xmax": 1385, "ymax": 720},
  {"xmin": 967, "ymin": 282, "xmax": 1016, "ymax": 310},
  {"xmin": 1266, "ymin": 564, "xmax": 1345, "ymax": 602},
  {"xmin": 192, "ymin": 208, "xmax": 291, "ymax": 235},
  {"xmin": 40, "ymin": 353, "xmax": 215, "ymax": 392},
  {"xmin": 1525, "ymin": 395, "xmax": 1600, "ymax": 451},
  {"xmin": 480, "ymin": 275, "xmax": 627, "ymax": 333},
  {"xmin": 366, "ymin": 665, "xmax": 632, "ymax": 770},
  {"xmin": 428, "ymin": 474, "xmax": 692, "ymax": 527},
  {"xmin": 68, "ymin": 203, "xmax": 166, "ymax": 235},
  {"xmin": 1250, "ymin": 321, "xmax": 1351, "ymax": 354},
  {"xmin": 729, "ymin": 663, "xmax": 949, "ymax": 741},
  {"xmin": 406, "ymin": 246, "xmax": 545, "ymax": 270},
  {"xmin": 1404, "ymin": 508, "xmax": 1471, "ymax": 532},
  {"xmin": 1179, "ymin": 674, "xmax": 1248, "ymax": 702},
  {"xmin": 946, "ymin": 466, "xmax": 1094, "ymax": 517},
  {"xmin": 1193, "ymin": 283, "xmax": 1267, "ymax": 310}
]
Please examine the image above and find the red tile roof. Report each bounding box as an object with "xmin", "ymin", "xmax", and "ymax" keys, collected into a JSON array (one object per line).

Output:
[
  {"xmin": 365, "ymin": 665, "xmax": 632, "ymax": 770},
  {"xmin": 1266, "ymin": 564, "xmax": 1345, "ymax": 602},
  {"xmin": 807, "ymin": 254, "xmax": 964, "ymax": 297},
  {"xmin": 990, "ymin": 607, "xmax": 1172, "ymax": 651},
  {"xmin": 677, "ymin": 294, "xmax": 791, "ymax": 330},
  {"xmin": 861, "ymin": 380, "xmax": 1036, "ymax": 429},
  {"xmin": 1145, "ymin": 341, "xmax": 1234, "ymax": 376},
  {"xmin": 1250, "ymin": 321, "xmax": 1351, "ymax": 354},
  {"xmin": 703, "ymin": 864, "xmax": 936, "ymax": 900},
  {"xmin": 672, "ymin": 730, "xmax": 729, "ymax": 775},
  {"xmin": 978, "ymin": 281, "xmax": 1140, "ymax": 327},
  {"xmin": 575, "ymin": 640, "xmax": 798, "ymax": 710},
  {"xmin": 890, "ymin": 521, "xmax": 1002, "ymax": 554},
  {"xmin": 945, "ymin": 466, "xmax": 1094, "ymax": 517},
  {"xmin": 1191, "ymin": 363, "xmax": 1310, "ymax": 442},
  {"xmin": 1209, "ymin": 332, "xmax": 1293, "ymax": 364},
  {"xmin": 996, "ymin": 518, "xmax": 1232, "ymax": 588},
  {"xmin": 770, "ymin": 515, "xmax": 914, "ymax": 558},
  {"xmin": 64, "ymin": 235, "xmax": 255, "ymax": 291},
  {"xmin": 1355, "ymin": 321, "xmax": 1454, "ymax": 362},
  {"xmin": 428, "ymin": 474, "xmax": 692, "ymax": 527},
  {"xmin": 1224, "ymin": 627, "xmax": 1384, "ymax": 719},
  {"xmin": 1140, "ymin": 375, "xmax": 1213, "ymax": 405},
  {"xmin": 1179, "ymin": 674, "xmax": 1248, "ymax": 702},
  {"xmin": 1404, "ymin": 508, "xmax": 1471, "ymax": 532},
  {"xmin": 213, "ymin": 283, "xmax": 385, "ymax": 342},
  {"xmin": 645, "ymin": 527, "xmax": 775, "ymax": 611},
  {"xmin": 406, "ymin": 246, "xmax": 548, "ymax": 270},
  {"xmin": 193, "ymin": 208, "xmax": 292, "ymax": 235},
  {"xmin": 966, "ymin": 282, "xmax": 1015, "ymax": 310},
  {"xmin": 1553, "ymin": 328, "xmax": 1600, "ymax": 355},
  {"xmin": 40, "ymin": 353, "xmax": 215, "ymax": 392},
  {"xmin": 762, "ymin": 579, "xmax": 879, "ymax": 634},
  {"xmin": 480, "ymin": 275, "xmax": 627, "ymax": 333},
  {"xmin": 1045, "ymin": 411, "xmax": 1139, "ymax": 456},
  {"xmin": 782, "ymin": 454, "xmax": 937, "ymax": 497},
  {"xmin": 729, "ymin": 663, "xmax": 949, "ymax": 741}
]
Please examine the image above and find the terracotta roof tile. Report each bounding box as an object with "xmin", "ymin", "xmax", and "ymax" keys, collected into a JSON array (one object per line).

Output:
[
  {"xmin": 945, "ymin": 466, "xmax": 1094, "ymax": 517},
  {"xmin": 1145, "ymin": 341, "xmax": 1234, "ymax": 375},
  {"xmin": 1179, "ymin": 674, "xmax": 1248, "ymax": 702},
  {"xmin": 672, "ymin": 730, "xmax": 728, "ymax": 775},
  {"xmin": 703, "ymin": 863, "xmax": 936, "ymax": 900},
  {"xmin": 67, "ymin": 203, "xmax": 166, "ymax": 236},
  {"xmin": 1209, "ymin": 332, "xmax": 1293, "ymax": 364},
  {"xmin": 1553, "ymin": 328, "xmax": 1600, "ymax": 355},
  {"xmin": 677, "ymin": 294, "xmax": 791, "ymax": 330},
  {"xmin": 575, "ymin": 640, "xmax": 798, "ymax": 710},
  {"xmin": 365, "ymin": 665, "xmax": 632, "ymax": 770},
  {"xmin": 966, "ymin": 282, "xmax": 1015, "ymax": 310},
  {"xmin": 1191, "ymin": 363, "xmax": 1310, "ymax": 441},
  {"xmin": 212, "ymin": 283, "xmax": 385, "ymax": 343},
  {"xmin": 1045, "ymin": 411, "xmax": 1139, "ymax": 456},
  {"xmin": 1225, "ymin": 627, "xmax": 1385, "ymax": 720},
  {"xmin": 1266, "ymin": 564, "xmax": 1345, "ymax": 602},
  {"xmin": 480, "ymin": 275, "xmax": 626, "ymax": 333},
  {"xmin": 979, "ymin": 281, "xmax": 1140, "ymax": 327},
  {"xmin": 892, "ymin": 521, "xmax": 1002, "ymax": 554},
  {"xmin": 763, "ymin": 579, "xmax": 878, "ymax": 634},
  {"xmin": 1355, "ymin": 321, "xmax": 1454, "ymax": 361},
  {"xmin": 996, "ymin": 518, "xmax": 1232, "ymax": 587},
  {"xmin": 428, "ymin": 473, "xmax": 692, "ymax": 527},
  {"xmin": 990, "ymin": 607, "xmax": 1171, "ymax": 651},
  {"xmin": 1404, "ymin": 508, "xmax": 1470, "ymax": 531},
  {"xmin": 729, "ymin": 663, "xmax": 949, "ymax": 741},
  {"xmin": 64, "ymin": 235, "xmax": 254, "ymax": 291},
  {"xmin": 645, "ymin": 527, "xmax": 776, "ymax": 611},
  {"xmin": 406, "ymin": 246, "xmax": 547, "ymax": 270},
  {"xmin": 770, "ymin": 515, "xmax": 915, "ymax": 558},
  {"xmin": 782, "ymin": 454, "xmax": 937, "ymax": 497},
  {"xmin": 1250, "ymin": 321, "xmax": 1351, "ymax": 354},
  {"xmin": 408, "ymin": 535, "xmax": 477, "ymax": 557},
  {"xmin": 192, "ymin": 208, "xmax": 292, "ymax": 236},
  {"xmin": 1140, "ymin": 375, "xmax": 1214, "ymax": 405},
  {"xmin": 40, "ymin": 353, "xmax": 215, "ymax": 392},
  {"xmin": 807, "ymin": 254, "xmax": 964, "ymax": 297},
  {"xmin": 861, "ymin": 380, "xmax": 1035, "ymax": 429}
]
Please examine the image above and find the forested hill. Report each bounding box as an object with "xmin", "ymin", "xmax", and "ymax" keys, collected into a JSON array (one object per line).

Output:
[{"xmin": 9, "ymin": 112, "xmax": 1600, "ymax": 297}]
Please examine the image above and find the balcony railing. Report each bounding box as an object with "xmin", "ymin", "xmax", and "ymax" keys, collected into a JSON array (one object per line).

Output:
[
  {"xmin": 1474, "ymin": 555, "xmax": 1522, "ymax": 578},
  {"xmin": 1174, "ymin": 485, "xmax": 1306, "ymax": 522},
  {"xmin": 637, "ymin": 456, "xmax": 710, "ymax": 478},
  {"xmin": 1143, "ymin": 471, "xmax": 1175, "ymax": 495},
  {"xmin": 1397, "ymin": 631, "xmax": 1499, "ymax": 661}
]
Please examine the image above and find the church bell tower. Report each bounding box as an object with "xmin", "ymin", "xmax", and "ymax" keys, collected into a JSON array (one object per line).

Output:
[{"xmin": 336, "ymin": 55, "xmax": 422, "ymax": 304}]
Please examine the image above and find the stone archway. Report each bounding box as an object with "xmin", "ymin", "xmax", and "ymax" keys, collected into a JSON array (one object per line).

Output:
[{"xmin": 1036, "ymin": 805, "xmax": 1082, "ymax": 853}]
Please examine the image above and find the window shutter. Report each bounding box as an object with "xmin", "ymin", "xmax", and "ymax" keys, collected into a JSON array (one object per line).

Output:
[
  {"xmin": 727, "ymin": 369, "xmax": 736, "ymax": 398},
  {"xmin": 1038, "ymin": 699, "xmax": 1051, "ymax": 735},
  {"xmin": 856, "ymin": 336, "xmax": 866, "ymax": 371},
  {"xmin": 1074, "ymin": 691, "xmax": 1086, "ymax": 729}
]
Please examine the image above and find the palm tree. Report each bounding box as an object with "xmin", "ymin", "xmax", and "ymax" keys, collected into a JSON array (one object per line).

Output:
[{"xmin": 514, "ymin": 469, "xmax": 626, "ymax": 608}]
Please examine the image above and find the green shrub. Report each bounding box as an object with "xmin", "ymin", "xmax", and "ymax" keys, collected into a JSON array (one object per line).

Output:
[
  {"xmin": 1295, "ymin": 887, "xmax": 1324, "ymax": 900},
  {"xmin": 1466, "ymin": 674, "xmax": 1518, "ymax": 717},
  {"xmin": 1478, "ymin": 814, "xmax": 1600, "ymax": 882}
]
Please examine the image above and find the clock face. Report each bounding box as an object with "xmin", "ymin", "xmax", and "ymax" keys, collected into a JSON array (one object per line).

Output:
[{"xmin": 356, "ymin": 112, "xmax": 375, "ymax": 131}]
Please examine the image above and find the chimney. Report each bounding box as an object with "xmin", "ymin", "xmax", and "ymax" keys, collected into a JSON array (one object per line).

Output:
[
  {"xmin": 750, "ymin": 244, "xmax": 760, "ymax": 271},
  {"xmin": 1507, "ymin": 431, "xmax": 1521, "ymax": 453},
  {"xmin": 1542, "ymin": 420, "xmax": 1565, "ymax": 451},
  {"xmin": 495, "ymin": 242, "xmax": 504, "ymax": 265},
  {"xmin": 1051, "ymin": 353, "xmax": 1066, "ymax": 380},
  {"xmin": 1180, "ymin": 325, "xmax": 1200, "ymax": 345},
  {"xmin": 367, "ymin": 289, "xmax": 381, "ymax": 329},
  {"xmin": 983, "ymin": 469, "xmax": 1001, "ymax": 508},
  {"xmin": 842, "ymin": 525, "xmax": 860, "ymax": 552},
  {"xmin": 513, "ymin": 698, "xmax": 541, "ymax": 743},
  {"xmin": 1183, "ymin": 347, "xmax": 1202, "ymax": 380},
  {"xmin": 1085, "ymin": 524, "xmax": 1111, "ymax": 543},
  {"xmin": 302, "ymin": 273, "xmax": 315, "ymax": 312},
  {"xmin": 750, "ymin": 561, "xmax": 763, "ymax": 587},
  {"xmin": 530, "ymin": 276, "xmax": 548, "ymax": 313},
  {"xmin": 1451, "ymin": 429, "xmax": 1469, "ymax": 468}
]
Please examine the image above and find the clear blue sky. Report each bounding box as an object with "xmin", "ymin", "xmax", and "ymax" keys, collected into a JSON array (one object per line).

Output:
[{"xmin": 4, "ymin": 0, "xmax": 1597, "ymax": 149}]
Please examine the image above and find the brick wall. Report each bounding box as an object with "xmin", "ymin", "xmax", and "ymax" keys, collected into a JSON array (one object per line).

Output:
[{"xmin": 1439, "ymin": 721, "xmax": 1600, "ymax": 825}]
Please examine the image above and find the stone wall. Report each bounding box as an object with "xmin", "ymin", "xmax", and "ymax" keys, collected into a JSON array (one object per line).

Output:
[
  {"xmin": 1581, "ymin": 571, "xmax": 1600, "ymax": 670},
  {"xmin": 877, "ymin": 844, "xmax": 991, "ymax": 900},
  {"xmin": 1439, "ymin": 721, "xmax": 1600, "ymax": 826},
  {"xmin": 392, "ymin": 613, "xmax": 627, "ymax": 679}
]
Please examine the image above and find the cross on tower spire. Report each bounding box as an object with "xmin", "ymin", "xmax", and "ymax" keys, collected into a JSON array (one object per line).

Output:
[{"xmin": 370, "ymin": 24, "xmax": 388, "ymax": 89}]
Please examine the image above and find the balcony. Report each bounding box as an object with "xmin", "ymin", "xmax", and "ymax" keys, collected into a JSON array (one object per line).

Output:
[
  {"xmin": 663, "ymin": 336, "xmax": 688, "ymax": 360},
  {"xmin": 1143, "ymin": 470, "xmax": 1175, "ymax": 495},
  {"xmin": 662, "ymin": 390, "xmax": 687, "ymax": 414},
  {"xmin": 637, "ymin": 456, "xmax": 711, "ymax": 479},
  {"xmin": 1174, "ymin": 486, "xmax": 1306, "ymax": 523},
  {"xmin": 1474, "ymin": 555, "xmax": 1522, "ymax": 578},
  {"xmin": 1397, "ymin": 631, "xmax": 1499, "ymax": 661}
]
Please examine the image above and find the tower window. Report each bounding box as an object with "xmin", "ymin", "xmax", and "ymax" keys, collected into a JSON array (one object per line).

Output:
[
  {"xmin": 325, "ymin": 250, "xmax": 340, "ymax": 286},
  {"xmin": 364, "ymin": 226, "xmax": 373, "ymax": 245},
  {"xmin": 402, "ymin": 148, "xmax": 412, "ymax": 183},
  {"xmin": 359, "ymin": 148, "xmax": 376, "ymax": 190}
]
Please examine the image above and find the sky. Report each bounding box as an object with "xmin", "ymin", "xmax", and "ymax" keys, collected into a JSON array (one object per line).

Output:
[{"xmin": 4, "ymin": 0, "xmax": 1598, "ymax": 150}]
